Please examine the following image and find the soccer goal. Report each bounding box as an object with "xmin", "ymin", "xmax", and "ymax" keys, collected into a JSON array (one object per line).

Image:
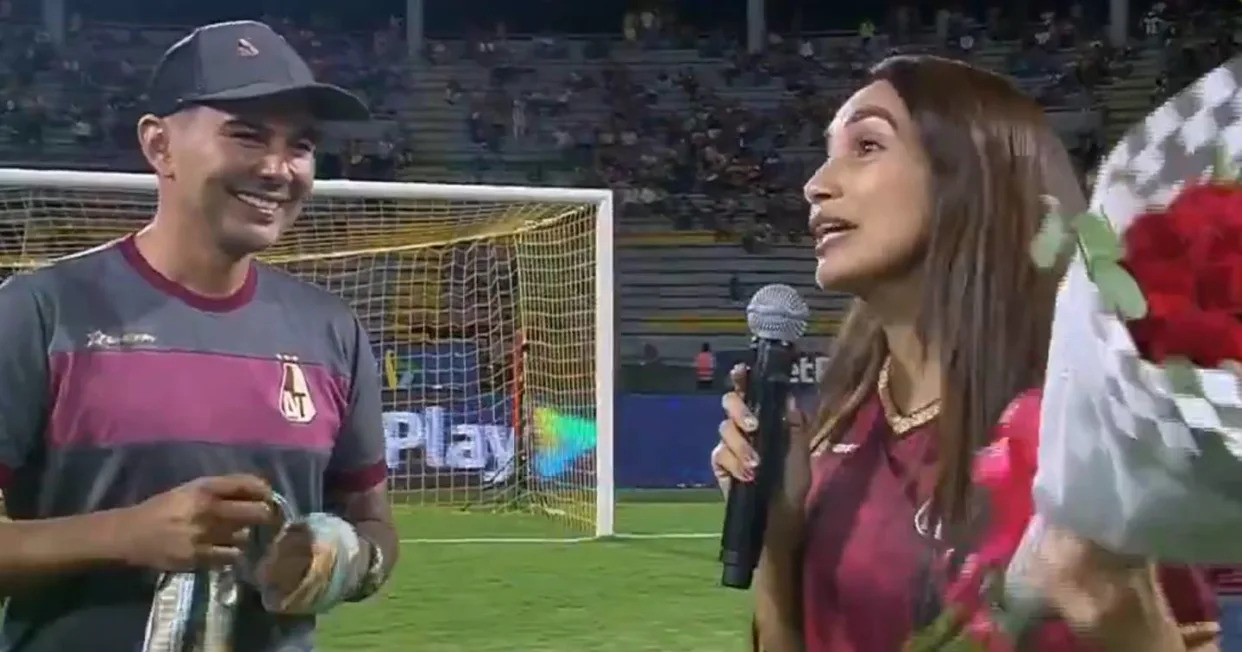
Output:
[{"xmin": 0, "ymin": 168, "xmax": 615, "ymax": 539}]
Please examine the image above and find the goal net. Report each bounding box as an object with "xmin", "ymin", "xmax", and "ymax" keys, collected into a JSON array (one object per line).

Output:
[{"xmin": 0, "ymin": 168, "xmax": 615, "ymax": 538}]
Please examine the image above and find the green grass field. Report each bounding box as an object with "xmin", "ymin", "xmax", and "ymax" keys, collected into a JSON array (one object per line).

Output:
[{"xmin": 317, "ymin": 491, "xmax": 752, "ymax": 652}]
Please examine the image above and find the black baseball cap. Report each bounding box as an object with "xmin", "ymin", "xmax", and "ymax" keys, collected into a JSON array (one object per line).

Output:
[{"xmin": 147, "ymin": 20, "xmax": 370, "ymax": 122}]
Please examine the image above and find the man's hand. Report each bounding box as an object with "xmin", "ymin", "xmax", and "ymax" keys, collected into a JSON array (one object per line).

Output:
[
  {"xmin": 252, "ymin": 513, "xmax": 368, "ymax": 615},
  {"xmin": 255, "ymin": 521, "xmax": 314, "ymax": 600},
  {"xmin": 117, "ymin": 474, "xmax": 274, "ymax": 571}
]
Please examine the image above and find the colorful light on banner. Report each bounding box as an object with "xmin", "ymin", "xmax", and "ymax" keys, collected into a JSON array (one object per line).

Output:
[{"xmin": 531, "ymin": 407, "xmax": 596, "ymax": 478}]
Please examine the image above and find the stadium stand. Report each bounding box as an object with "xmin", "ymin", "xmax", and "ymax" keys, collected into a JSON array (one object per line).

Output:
[
  {"xmin": 1, "ymin": 1, "xmax": 1237, "ymax": 390},
  {"xmin": 9, "ymin": 3, "xmax": 1242, "ymax": 648}
]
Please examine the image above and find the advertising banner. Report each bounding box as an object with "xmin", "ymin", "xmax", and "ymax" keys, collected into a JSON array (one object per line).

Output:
[
  {"xmin": 381, "ymin": 391, "xmax": 751, "ymax": 490},
  {"xmin": 713, "ymin": 349, "xmax": 829, "ymax": 385},
  {"xmin": 377, "ymin": 342, "xmax": 823, "ymax": 490}
]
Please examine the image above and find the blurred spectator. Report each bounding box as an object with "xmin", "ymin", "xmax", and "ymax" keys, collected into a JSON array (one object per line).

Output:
[
  {"xmin": 0, "ymin": 1, "xmax": 1193, "ymax": 254},
  {"xmin": 694, "ymin": 342, "xmax": 715, "ymax": 390}
]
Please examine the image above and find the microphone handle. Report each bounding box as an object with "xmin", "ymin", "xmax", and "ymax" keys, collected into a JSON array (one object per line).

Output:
[{"xmin": 719, "ymin": 338, "xmax": 795, "ymax": 589}]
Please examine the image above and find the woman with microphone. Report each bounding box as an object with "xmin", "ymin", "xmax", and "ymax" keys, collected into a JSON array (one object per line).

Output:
[{"xmin": 710, "ymin": 54, "xmax": 1219, "ymax": 652}]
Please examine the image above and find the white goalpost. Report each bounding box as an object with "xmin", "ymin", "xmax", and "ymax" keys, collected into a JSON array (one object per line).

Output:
[{"xmin": 0, "ymin": 167, "xmax": 616, "ymax": 540}]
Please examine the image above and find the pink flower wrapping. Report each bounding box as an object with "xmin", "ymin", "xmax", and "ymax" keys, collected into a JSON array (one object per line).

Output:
[{"xmin": 908, "ymin": 390, "xmax": 1045, "ymax": 651}]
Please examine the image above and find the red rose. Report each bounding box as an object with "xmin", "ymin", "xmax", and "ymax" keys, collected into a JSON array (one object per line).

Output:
[
  {"xmin": 1198, "ymin": 220, "xmax": 1242, "ymax": 261},
  {"xmin": 974, "ymin": 393, "xmax": 1039, "ymax": 525},
  {"xmin": 1165, "ymin": 183, "xmax": 1242, "ymax": 238},
  {"xmin": 1121, "ymin": 182, "xmax": 1242, "ymax": 367},
  {"xmin": 1196, "ymin": 256, "xmax": 1242, "ymax": 313},
  {"xmin": 1124, "ymin": 210, "xmax": 1189, "ymax": 261},
  {"xmin": 1127, "ymin": 319, "xmax": 1166, "ymax": 361},
  {"xmin": 1146, "ymin": 311, "xmax": 1242, "ymax": 367},
  {"xmin": 1146, "ymin": 291, "xmax": 1198, "ymax": 319},
  {"xmin": 1124, "ymin": 260, "xmax": 1196, "ymax": 318}
]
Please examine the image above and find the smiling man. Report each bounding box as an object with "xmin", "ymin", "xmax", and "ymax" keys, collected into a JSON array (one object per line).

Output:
[{"xmin": 0, "ymin": 21, "xmax": 397, "ymax": 651}]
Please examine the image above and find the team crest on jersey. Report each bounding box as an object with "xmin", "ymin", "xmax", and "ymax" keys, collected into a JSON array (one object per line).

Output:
[{"xmin": 277, "ymin": 355, "xmax": 316, "ymax": 424}]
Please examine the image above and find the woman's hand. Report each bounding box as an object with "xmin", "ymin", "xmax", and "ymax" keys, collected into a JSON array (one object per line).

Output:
[
  {"xmin": 711, "ymin": 363, "xmax": 814, "ymax": 652},
  {"xmin": 710, "ymin": 363, "xmax": 760, "ymax": 491},
  {"xmin": 708, "ymin": 363, "xmax": 812, "ymax": 543},
  {"xmin": 710, "ymin": 364, "xmax": 809, "ymax": 492},
  {"xmin": 1029, "ymin": 525, "xmax": 1190, "ymax": 651}
]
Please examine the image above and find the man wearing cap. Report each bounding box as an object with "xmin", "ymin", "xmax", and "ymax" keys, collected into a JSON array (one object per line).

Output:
[{"xmin": 0, "ymin": 20, "xmax": 397, "ymax": 651}]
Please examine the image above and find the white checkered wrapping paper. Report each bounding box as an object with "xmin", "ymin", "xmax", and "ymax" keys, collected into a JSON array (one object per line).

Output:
[{"xmin": 1029, "ymin": 55, "xmax": 1242, "ymax": 562}]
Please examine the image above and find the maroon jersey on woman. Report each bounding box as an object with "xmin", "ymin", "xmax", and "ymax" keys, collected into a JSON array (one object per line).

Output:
[{"xmin": 799, "ymin": 395, "xmax": 1219, "ymax": 652}]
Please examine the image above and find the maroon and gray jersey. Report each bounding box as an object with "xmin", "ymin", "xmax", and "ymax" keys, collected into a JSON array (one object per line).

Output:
[{"xmin": 0, "ymin": 235, "xmax": 386, "ymax": 651}]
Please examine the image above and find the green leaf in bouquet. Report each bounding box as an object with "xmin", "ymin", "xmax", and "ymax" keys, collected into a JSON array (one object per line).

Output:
[
  {"xmin": 1030, "ymin": 210, "xmax": 1073, "ymax": 269},
  {"xmin": 938, "ymin": 636, "xmax": 989, "ymax": 652},
  {"xmin": 979, "ymin": 570, "xmax": 1005, "ymax": 606},
  {"xmin": 1163, "ymin": 357, "xmax": 1202, "ymax": 395},
  {"xmin": 1073, "ymin": 211, "xmax": 1123, "ymax": 263},
  {"xmin": 978, "ymin": 571, "xmax": 1029, "ymax": 644},
  {"xmin": 1090, "ymin": 261, "xmax": 1148, "ymax": 320},
  {"xmin": 904, "ymin": 607, "xmax": 997, "ymax": 652},
  {"xmin": 905, "ymin": 609, "xmax": 963, "ymax": 652},
  {"xmin": 992, "ymin": 570, "xmax": 1050, "ymax": 643},
  {"xmin": 1212, "ymin": 145, "xmax": 1240, "ymax": 182}
]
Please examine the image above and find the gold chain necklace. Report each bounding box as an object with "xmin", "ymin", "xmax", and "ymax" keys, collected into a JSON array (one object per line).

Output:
[
  {"xmin": 873, "ymin": 270, "xmax": 1064, "ymax": 437},
  {"xmin": 877, "ymin": 357, "xmax": 941, "ymax": 436}
]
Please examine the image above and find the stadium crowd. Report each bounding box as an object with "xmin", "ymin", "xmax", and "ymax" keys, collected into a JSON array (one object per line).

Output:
[
  {"xmin": 4, "ymin": 2, "xmax": 1236, "ymax": 253},
  {"xmin": 2, "ymin": 0, "xmax": 1240, "ymax": 378},
  {"xmin": 426, "ymin": 5, "xmax": 1125, "ymax": 245}
]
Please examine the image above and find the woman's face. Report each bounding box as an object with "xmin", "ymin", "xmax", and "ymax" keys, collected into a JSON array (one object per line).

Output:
[{"xmin": 804, "ymin": 80, "xmax": 933, "ymax": 295}]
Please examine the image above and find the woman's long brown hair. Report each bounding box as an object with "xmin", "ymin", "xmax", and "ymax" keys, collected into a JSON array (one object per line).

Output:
[{"xmin": 811, "ymin": 55, "xmax": 1088, "ymax": 527}]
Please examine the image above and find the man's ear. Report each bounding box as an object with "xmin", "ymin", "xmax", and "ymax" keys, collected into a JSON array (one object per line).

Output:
[{"xmin": 136, "ymin": 114, "xmax": 173, "ymax": 178}]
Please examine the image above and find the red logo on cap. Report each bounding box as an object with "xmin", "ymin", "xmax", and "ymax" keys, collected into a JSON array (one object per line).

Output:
[{"xmin": 237, "ymin": 38, "xmax": 259, "ymax": 57}]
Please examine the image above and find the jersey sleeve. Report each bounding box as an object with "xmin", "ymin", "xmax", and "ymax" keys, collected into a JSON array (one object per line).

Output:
[
  {"xmin": 0, "ymin": 274, "xmax": 51, "ymax": 491},
  {"xmin": 324, "ymin": 317, "xmax": 386, "ymax": 494},
  {"xmin": 1158, "ymin": 565, "xmax": 1220, "ymax": 648}
]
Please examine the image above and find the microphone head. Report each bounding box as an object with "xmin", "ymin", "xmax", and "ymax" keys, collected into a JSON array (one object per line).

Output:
[{"xmin": 746, "ymin": 284, "xmax": 810, "ymax": 343}]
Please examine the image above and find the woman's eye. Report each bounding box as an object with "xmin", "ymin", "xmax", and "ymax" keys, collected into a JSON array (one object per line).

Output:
[{"xmin": 856, "ymin": 138, "xmax": 881, "ymax": 155}]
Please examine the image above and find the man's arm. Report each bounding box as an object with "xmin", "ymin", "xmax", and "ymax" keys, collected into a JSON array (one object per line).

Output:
[
  {"xmin": 0, "ymin": 511, "xmax": 135, "ymax": 596},
  {"xmin": 324, "ymin": 483, "xmax": 396, "ymax": 599},
  {"xmin": 0, "ymin": 274, "xmax": 132, "ymax": 595},
  {"xmin": 322, "ymin": 317, "xmax": 398, "ymax": 598}
]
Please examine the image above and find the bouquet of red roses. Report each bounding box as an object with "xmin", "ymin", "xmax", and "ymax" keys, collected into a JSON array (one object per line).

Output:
[
  {"xmin": 1033, "ymin": 153, "xmax": 1242, "ymax": 558},
  {"xmin": 1121, "ymin": 181, "xmax": 1242, "ymax": 367},
  {"xmin": 907, "ymin": 59, "xmax": 1242, "ymax": 646},
  {"xmin": 906, "ymin": 171, "xmax": 1242, "ymax": 650},
  {"xmin": 1024, "ymin": 62, "xmax": 1242, "ymax": 564}
]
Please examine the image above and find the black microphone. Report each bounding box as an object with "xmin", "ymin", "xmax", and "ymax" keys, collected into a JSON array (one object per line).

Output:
[{"xmin": 719, "ymin": 284, "xmax": 810, "ymax": 590}]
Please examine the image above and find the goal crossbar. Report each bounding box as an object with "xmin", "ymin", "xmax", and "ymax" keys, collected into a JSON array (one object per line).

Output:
[
  {"xmin": 0, "ymin": 167, "xmax": 614, "ymax": 204},
  {"xmin": 0, "ymin": 167, "xmax": 617, "ymax": 539}
]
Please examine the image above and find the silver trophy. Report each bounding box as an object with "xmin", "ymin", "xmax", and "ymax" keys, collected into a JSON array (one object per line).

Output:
[{"xmin": 140, "ymin": 570, "xmax": 238, "ymax": 652}]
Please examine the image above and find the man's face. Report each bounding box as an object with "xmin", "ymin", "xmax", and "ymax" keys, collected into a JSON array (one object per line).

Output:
[{"xmin": 159, "ymin": 97, "xmax": 319, "ymax": 257}]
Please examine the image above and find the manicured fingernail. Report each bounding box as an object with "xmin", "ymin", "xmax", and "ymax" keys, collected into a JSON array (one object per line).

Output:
[{"xmin": 742, "ymin": 416, "xmax": 758, "ymax": 431}]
